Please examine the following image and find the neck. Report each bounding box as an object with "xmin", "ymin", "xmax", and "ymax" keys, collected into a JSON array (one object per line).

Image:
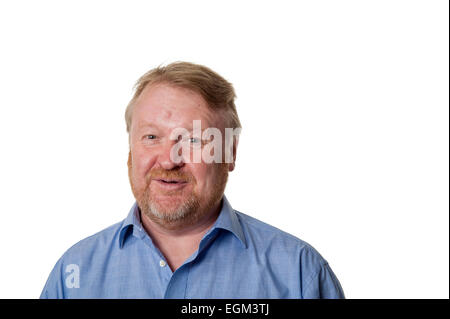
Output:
[{"xmin": 139, "ymin": 198, "xmax": 223, "ymax": 271}]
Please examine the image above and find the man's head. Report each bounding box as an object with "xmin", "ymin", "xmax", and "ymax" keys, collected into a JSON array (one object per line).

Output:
[{"xmin": 125, "ymin": 62, "xmax": 241, "ymax": 230}]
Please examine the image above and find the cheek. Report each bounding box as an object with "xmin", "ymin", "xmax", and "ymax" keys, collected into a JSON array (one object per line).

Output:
[
  {"xmin": 192, "ymin": 164, "xmax": 216, "ymax": 190},
  {"xmin": 132, "ymin": 151, "xmax": 156, "ymax": 184}
]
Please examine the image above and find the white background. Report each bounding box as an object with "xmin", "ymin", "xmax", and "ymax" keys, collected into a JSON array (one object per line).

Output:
[{"xmin": 0, "ymin": 0, "xmax": 448, "ymax": 299}]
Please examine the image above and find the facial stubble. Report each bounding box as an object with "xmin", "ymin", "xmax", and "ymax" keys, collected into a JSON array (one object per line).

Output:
[{"xmin": 127, "ymin": 151, "xmax": 229, "ymax": 230}]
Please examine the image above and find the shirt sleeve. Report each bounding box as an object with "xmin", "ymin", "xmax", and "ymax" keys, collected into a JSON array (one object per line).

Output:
[
  {"xmin": 302, "ymin": 262, "xmax": 345, "ymax": 299},
  {"xmin": 40, "ymin": 257, "xmax": 65, "ymax": 299}
]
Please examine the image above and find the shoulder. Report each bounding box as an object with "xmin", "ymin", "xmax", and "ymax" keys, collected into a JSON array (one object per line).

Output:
[
  {"xmin": 234, "ymin": 210, "xmax": 329, "ymax": 266},
  {"xmin": 57, "ymin": 220, "xmax": 125, "ymax": 266},
  {"xmin": 233, "ymin": 210, "xmax": 345, "ymax": 298},
  {"xmin": 40, "ymin": 220, "xmax": 126, "ymax": 298}
]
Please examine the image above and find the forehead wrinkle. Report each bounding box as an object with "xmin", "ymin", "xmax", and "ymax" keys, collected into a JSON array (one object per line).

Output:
[{"xmin": 135, "ymin": 83, "xmax": 226, "ymax": 131}]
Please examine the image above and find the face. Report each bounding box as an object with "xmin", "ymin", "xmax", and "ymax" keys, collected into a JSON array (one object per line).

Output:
[{"xmin": 128, "ymin": 83, "xmax": 234, "ymax": 230}]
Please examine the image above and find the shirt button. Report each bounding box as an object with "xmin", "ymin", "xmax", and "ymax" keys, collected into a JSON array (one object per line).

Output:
[{"xmin": 159, "ymin": 260, "xmax": 166, "ymax": 267}]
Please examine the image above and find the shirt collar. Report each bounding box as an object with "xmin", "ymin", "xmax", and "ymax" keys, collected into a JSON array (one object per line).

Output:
[
  {"xmin": 211, "ymin": 195, "xmax": 247, "ymax": 248},
  {"xmin": 118, "ymin": 202, "xmax": 143, "ymax": 249},
  {"xmin": 118, "ymin": 195, "xmax": 247, "ymax": 249}
]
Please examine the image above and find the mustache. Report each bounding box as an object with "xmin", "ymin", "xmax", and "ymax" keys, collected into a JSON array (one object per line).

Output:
[{"xmin": 146, "ymin": 168, "xmax": 195, "ymax": 184}]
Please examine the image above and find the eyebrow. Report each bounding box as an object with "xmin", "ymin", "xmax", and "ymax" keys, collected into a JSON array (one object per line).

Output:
[{"xmin": 137, "ymin": 122, "xmax": 157, "ymax": 129}]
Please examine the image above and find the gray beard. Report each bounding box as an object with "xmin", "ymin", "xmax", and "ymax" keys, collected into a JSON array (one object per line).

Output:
[{"xmin": 146, "ymin": 194, "xmax": 200, "ymax": 223}]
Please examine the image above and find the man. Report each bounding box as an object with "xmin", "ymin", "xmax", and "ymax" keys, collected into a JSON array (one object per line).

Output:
[{"xmin": 40, "ymin": 62, "xmax": 344, "ymax": 298}]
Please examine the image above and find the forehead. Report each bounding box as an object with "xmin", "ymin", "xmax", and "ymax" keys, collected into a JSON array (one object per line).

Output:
[{"xmin": 132, "ymin": 83, "xmax": 223, "ymax": 130}]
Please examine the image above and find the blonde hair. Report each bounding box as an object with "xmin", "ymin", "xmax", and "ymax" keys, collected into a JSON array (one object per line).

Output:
[{"xmin": 125, "ymin": 61, "xmax": 241, "ymax": 133}]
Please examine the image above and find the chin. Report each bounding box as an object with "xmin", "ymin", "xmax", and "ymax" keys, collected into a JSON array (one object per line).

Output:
[{"xmin": 148, "ymin": 192, "xmax": 200, "ymax": 222}]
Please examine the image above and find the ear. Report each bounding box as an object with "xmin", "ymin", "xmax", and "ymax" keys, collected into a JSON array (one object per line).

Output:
[
  {"xmin": 127, "ymin": 149, "xmax": 132, "ymax": 169},
  {"xmin": 228, "ymin": 135, "xmax": 239, "ymax": 172}
]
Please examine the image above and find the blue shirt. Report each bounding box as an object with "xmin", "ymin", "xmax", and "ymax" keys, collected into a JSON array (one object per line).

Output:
[{"xmin": 40, "ymin": 196, "xmax": 344, "ymax": 298}]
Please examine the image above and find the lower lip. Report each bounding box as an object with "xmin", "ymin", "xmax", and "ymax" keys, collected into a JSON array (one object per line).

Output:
[{"xmin": 153, "ymin": 180, "xmax": 188, "ymax": 191}]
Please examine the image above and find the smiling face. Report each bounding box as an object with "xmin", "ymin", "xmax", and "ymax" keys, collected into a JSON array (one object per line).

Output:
[{"xmin": 128, "ymin": 83, "xmax": 233, "ymax": 230}]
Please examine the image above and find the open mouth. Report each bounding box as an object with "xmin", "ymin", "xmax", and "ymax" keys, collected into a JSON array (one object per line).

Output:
[
  {"xmin": 157, "ymin": 179, "xmax": 186, "ymax": 184},
  {"xmin": 152, "ymin": 177, "xmax": 190, "ymax": 192},
  {"xmin": 153, "ymin": 178, "xmax": 188, "ymax": 191}
]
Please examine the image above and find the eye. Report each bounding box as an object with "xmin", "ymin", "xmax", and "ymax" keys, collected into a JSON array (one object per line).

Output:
[{"xmin": 145, "ymin": 135, "xmax": 156, "ymax": 140}]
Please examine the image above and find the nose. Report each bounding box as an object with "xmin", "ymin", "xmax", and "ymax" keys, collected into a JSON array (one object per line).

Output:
[{"xmin": 156, "ymin": 140, "xmax": 185, "ymax": 170}]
